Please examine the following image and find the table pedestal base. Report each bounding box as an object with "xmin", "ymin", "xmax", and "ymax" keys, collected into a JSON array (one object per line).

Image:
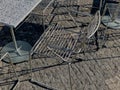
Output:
[
  {"xmin": 1, "ymin": 41, "xmax": 32, "ymax": 63},
  {"xmin": 102, "ymin": 16, "xmax": 120, "ymax": 29}
]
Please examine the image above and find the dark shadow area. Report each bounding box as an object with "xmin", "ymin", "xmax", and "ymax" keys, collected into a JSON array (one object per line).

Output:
[
  {"xmin": 10, "ymin": 80, "xmax": 19, "ymax": 90},
  {"xmin": 1, "ymin": 51, "xmax": 120, "ymax": 86},
  {"xmin": 0, "ymin": 26, "xmax": 12, "ymax": 47},
  {"xmin": 76, "ymin": 55, "xmax": 120, "ymax": 63},
  {"xmin": 0, "ymin": 23, "xmax": 46, "ymax": 47},
  {"xmin": 91, "ymin": 0, "xmax": 120, "ymax": 15},
  {"xmin": 90, "ymin": 0, "xmax": 106, "ymax": 15},
  {"xmin": 16, "ymin": 22, "xmax": 45, "ymax": 46},
  {"xmin": 29, "ymin": 79, "xmax": 56, "ymax": 90}
]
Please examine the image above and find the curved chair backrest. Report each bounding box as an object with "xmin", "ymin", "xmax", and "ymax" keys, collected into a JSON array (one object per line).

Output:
[{"xmin": 86, "ymin": 10, "xmax": 101, "ymax": 39}]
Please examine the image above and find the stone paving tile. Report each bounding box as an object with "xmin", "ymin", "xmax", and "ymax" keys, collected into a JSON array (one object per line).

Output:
[
  {"xmin": 105, "ymin": 75, "xmax": 120, "ymax": 90},
  {"xmin": 1, "ymin": 0, "xmax": 120, "ymax": 90}
]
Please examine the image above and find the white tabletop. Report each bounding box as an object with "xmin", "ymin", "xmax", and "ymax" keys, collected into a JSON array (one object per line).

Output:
[{"xmin": 0, "ymin": 0, "xmax": 42, "ymax": 28}]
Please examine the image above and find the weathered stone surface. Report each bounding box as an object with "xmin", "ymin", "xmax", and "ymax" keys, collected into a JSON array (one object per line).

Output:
[
  {"xmin": 0, "ymin": 0, "xmax": 120, "ymax": 90},
  {"xmin": 0, "ymin": 0, "xmax": 42, "ymax": 27}
]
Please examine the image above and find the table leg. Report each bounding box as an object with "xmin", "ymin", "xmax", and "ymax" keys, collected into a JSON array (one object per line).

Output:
[{"xmin": 10, "ymin": 26, "xmax": 21, "ymax": 56}]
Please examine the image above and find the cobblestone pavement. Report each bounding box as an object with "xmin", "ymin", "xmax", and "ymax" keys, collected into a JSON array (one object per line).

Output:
[{"xmin": 0, "ymin": 0, "xmax": 120, "ymax": 90}]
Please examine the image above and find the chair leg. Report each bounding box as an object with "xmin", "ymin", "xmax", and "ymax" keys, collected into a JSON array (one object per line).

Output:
[
  {"xmin": 28, "ymin": 54, "xmax": 56, "ymax": 90},
  {"xmin": 98, "ymin": 27, "xmax": 108, "ymax": 49},
  {"xmin": 76, "ymin": 5, "xmax": 80, "ymax": 17},
  {"xmin": 95, "ymin": 32, "xmax": 99, "ymax": 51},
  {"xmin": 28, "ymin": 53, "xmax": 33, "ymax": 79},
  {"xmin": 7, "ymin": 54, "xmax": 20, "ymax": 90},
  {"xmin": 29, "ymin": 79, "xmax": 56, "ymax": 90},
  {"xmin": 0, "ymin": 52, "xmax": 20, "ymax": 90},
  {"xmin": 68, "ymin": 63, "xmax": 72, "ymax": 90}
]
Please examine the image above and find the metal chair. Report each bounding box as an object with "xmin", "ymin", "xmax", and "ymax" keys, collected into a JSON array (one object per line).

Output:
[
  {"xmin": 73, "ymin": 10, "xmax": 101, "ymax": 53},
  {"xmin": 29, "ymin": 23, "xmax": 78, "ymax": 90},
  {"xmin": 42, "ymin": 0, "xmax": 80, "ymax": 26},
  {"xmin": 86, "ymin": 10, "xmax": 101, "ymax": 51},
  {"xmin": 28, "ymin": 1, "xmax": 101, "ymax": 90},
  {"xmin": 42, "ymin": 0, "xmax": 56, "ymax": 29},
  {"xmin": 29, "ymin": 11, "xmax": 100, "ymax": 89},
  {"xmin": 54, "ymin": 0, "xmax": 102, "ymax": 49}
]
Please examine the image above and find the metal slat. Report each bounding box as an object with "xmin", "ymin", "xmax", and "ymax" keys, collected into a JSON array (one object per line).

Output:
[{"xmin": 32, "ymin": 23, "xmax": 77, "ymax": 62}]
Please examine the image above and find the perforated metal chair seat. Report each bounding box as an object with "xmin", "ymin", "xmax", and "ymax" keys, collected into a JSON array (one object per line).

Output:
[{"xmin": 31, "ymin": 24, "xmax": 77, "ymax": 62}]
